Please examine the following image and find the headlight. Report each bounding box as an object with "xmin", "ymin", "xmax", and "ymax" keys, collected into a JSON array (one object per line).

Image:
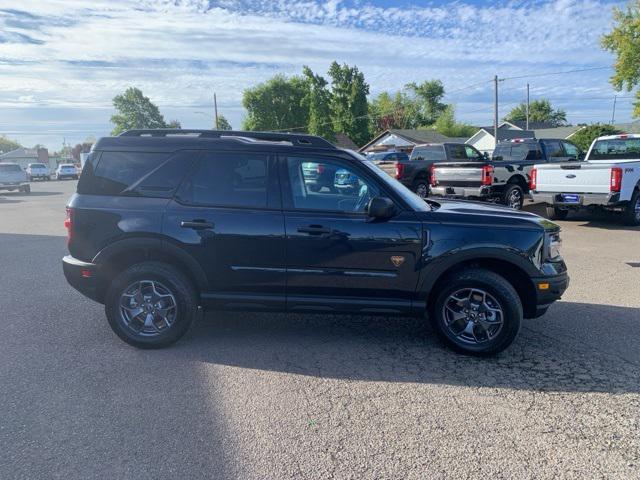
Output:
[{"xmin": 545, "ymin": 231, "xmax": 562, "ymax": 260}]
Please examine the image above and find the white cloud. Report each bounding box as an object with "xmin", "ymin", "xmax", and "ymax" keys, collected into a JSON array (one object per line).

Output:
[{"xmin": 0, "ymin": 0, "xmax": 627, "ymax": 149}]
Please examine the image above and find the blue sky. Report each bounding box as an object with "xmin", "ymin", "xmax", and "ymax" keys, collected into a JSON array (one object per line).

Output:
[{"xmin": 0, "ymin": 0, "xmax": 631, "ymax": 150}]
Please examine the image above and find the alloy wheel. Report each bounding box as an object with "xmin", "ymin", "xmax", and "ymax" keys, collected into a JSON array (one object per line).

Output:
[
  {"xmin": 507, "ymin": 189, "xmax": 522, "ymax": 209},
  {"xmin": 415, "ymin": 183, "xmax": 428, "ymax": 198},
  {"xmin": 442, "ymin": 288, "xmax": 504, "ymax": 345},
  {"xmin": 119, "ymin": 280, "xmax": 177, "ymax": 337}
]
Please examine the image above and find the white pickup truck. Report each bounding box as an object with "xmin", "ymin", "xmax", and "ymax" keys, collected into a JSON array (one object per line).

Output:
[
  {"xmin": 531, "ymin": 134, "xmax": 640, "ymax": 226},
  {"xmin": 0, "ymin": 163, "xmax": 30, "ymax": 194}
]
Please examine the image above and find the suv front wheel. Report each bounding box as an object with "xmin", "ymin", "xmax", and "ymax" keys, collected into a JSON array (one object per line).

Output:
[
  {"xmin": 429, "ymin": 269, "xmax": 522, "ymax": 355},
  {"xmin": 105, "ymin": 261, "xmax": 198, "ymax": 348}
]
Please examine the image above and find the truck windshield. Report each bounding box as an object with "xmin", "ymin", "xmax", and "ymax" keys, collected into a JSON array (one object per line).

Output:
[
  {"xmin": 590, "ymin": 138, "xmax": 640, "ymax": 160},
  {"xmin": 492, "ymin": 143, "xmax": 542, "ymax": 161}
]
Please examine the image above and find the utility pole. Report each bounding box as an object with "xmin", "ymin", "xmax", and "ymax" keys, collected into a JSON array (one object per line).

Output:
[
  {"xmin": 611, "ymin": 95, "xmax": 617, "ymax": 125},
  {"xmin": 526, "ymin": 83, "xmax": 530, "ymax": 131},
  {"xmin": 214, "ymin": 93, "xmax": 219, "ymax": 129},
  {"xmin": 494, "ymin": 75, "xmax": 499, "ymax": 150}
]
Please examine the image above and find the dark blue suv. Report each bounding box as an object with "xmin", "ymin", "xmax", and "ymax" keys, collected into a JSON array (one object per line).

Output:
[{"xmin": 63, "ymin": 130, "xmax": 568, "ymax": 355}]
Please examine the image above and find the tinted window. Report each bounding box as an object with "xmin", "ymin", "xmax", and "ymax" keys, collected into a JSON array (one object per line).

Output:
[
  {"xmin": 29, "ymin": 163, "xmax": 45, "ymax": 168},
  {"xmin": 78, "ymin": 151, "xmax": 169, "ymax": 195},
  {"xmin": 410, "ymin": 146, "xmax": 445, "ymax": 161},
  {"xmin": 448, "ymin": 144, "xmax": 468, "ymax": 160},
  {"xmin": 287, "ymin": 156, "xmax": 380, "ymax": 213},
  {"xmin": 177, "ymin": 152, "xmax": 268, "ymax": 208},
  {"xmin": 562, "ymin": 142, "xmax": 580, "ymax": 159},
  {"xmin": 543, "ymin": 141, "xmax": 564, "ymax": 158},
  {"xmin": 0, "ymin": 164, "xmax": 22, "ymax": 173},
  {"xmin": 465, "ymin": 146, "xmax": 482, "ymax": 160},
  {"xmin": 492, "ymin": 143, "xmax": 542, "ymax": 161}
]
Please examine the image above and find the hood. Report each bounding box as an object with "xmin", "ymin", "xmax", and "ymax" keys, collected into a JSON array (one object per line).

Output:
[{"xmin": 420, "ymin": 199, "xmax": 559, "ymax": 231}]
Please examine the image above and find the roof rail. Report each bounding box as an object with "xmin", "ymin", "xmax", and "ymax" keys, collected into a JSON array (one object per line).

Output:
[{"xmin": 118, "ymin": 129, "xmax": 336, "ymax": 149}]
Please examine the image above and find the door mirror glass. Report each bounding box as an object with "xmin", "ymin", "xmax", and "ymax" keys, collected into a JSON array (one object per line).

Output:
[{"xmin": 367, "ymin": 196, "xmax": 395, "ymax": 220}]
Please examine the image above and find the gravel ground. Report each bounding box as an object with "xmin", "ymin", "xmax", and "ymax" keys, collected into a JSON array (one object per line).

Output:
[{"xmin": 1, "ymin": 181, "xmax": 638, "ymax": 479}]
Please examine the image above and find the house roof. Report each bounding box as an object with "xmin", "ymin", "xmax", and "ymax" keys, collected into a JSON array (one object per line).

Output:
[
  {"xmin": 0, "ymin": 147, "xmax": 40, "ymax": 159},
  {"xmin": 359, "ymin": 129, "xmax": 463, "ymax": 152},
  {"xmin": 508, "ymin": 120, "xmax": 558, "ymax": 130},
  {"xmin": 532, "ymin": 126, "xmax": 583, "ymax": 139},
  {"xmin": 333, "ymin": 132, "xmax": 359, "ymax": 150},
  {"xmin": 467, "ymin": 128, "xmax": 535, "ymax": 144}
]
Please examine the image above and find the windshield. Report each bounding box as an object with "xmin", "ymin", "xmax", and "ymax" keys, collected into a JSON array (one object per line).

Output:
[
  {"xmin": 0, "ymin": 164, "xmax": 22, "ymax": 173},
  {"xmin": 589, "ymin": 138, "xmax": 640, "ymax": 160},
  {"xmin": 492, "ymin": 143, "xmax": 542, "ymax": 161},
  {"xmin": 30, "ymin": 163, "xmax": 46, "ymax": 168},
  {"xmin": 367, "ymin": 152, "xmax": 393, "ymax": 161}
]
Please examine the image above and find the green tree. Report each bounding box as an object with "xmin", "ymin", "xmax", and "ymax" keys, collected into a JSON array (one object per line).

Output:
[
  {"xmin": 369, "ymin": 91, "xmax": 422, "ymax": 133},
  {"xmin": 242, "ymin": 75, "xmax": 309, "ymax": 131},
  {"xmin": 328, "ymin": 61, "xmax": 370, "ymax": 146},
  {"xmin": 215, "ymin": 114, "xmax": 232, "ymax": 130},
  {"xmin": 110, "ymin": 87, "xmax": 171, "ymax": 135},
  {"xmin": 166, "ymin": 119, "xmax": 181, "ymax": 129},
  {"xmin": 0, "ymin": 135, "xmax": 21, "ymax": 154},
  {"xmin": 433, "ymin": 105, "xmax": 478, "ymax": 138},
  {"xmin": 602, "ymin": 1, "xmax": 640, "ymax": 116},
  {"xmin": 302, "ymin": 66, "xmax": 335, "ymax": 142},
  {"xmin": 504, "ymin": 99, "xmax": 567, "ymax": 127},
  {"xmin": 405, "ymin": 80, "xmax": 447, "ymax": 126},
  {"xmin": 569, "ymin": 124, "xmax": 623, "ymax": 151}
]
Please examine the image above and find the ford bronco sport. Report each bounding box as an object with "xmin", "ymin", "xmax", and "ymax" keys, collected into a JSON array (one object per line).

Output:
[{"xmin": 62, "ymin": 129, "xmax": 569, "ymax": 355}]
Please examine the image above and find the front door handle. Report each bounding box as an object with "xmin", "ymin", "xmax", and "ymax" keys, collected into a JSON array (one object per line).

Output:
[
  {"xmin": 297, "ymin": 225, "xmax": 331, "ymax": 235},
  {"xmin": 180, "ymin": 220, "xmax": 214, "ymax": 230}
]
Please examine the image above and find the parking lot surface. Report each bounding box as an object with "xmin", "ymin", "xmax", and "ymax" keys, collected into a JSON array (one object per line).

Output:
[{"xmin": 1, "ymin": 181, "xmax": 639, "ymax": 479}]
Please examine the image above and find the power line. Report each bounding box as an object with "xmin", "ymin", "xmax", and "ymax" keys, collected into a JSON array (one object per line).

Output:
[{"xmin": 500, "ymin": 66, "xmax": 611, "ymax": 82}]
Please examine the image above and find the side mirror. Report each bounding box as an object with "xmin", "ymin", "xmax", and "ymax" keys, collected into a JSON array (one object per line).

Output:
[{"xmin": 367, "ymin": 196, "xmax": 395, "ymax": 220}]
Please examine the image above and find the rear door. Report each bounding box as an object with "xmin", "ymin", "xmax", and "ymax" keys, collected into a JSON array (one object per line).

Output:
[
  {"xmin": 162, "ymin": 150, "xmax": 286, "ymax": 309},
  {"xmin": 280, "ymin": 153, "xmax": 423, "ymax": 314}
]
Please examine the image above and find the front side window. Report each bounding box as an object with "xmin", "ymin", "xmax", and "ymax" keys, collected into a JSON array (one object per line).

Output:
[
  {"xmin": 286, "ymin": 156, "xmax": 380, "ymax": 213},
  {"xmin": 562, "ymin": 142, "xmax": 580, "ymax": 159},
  {"xmin": 177, "ymin": 152, "xmax": 268, "ymax": 208},
  {"xmin": 464, "ymin": 146, "xmax": 482, "ymax": 160},
  {"xmin": 449, "ymin": 144, "xmax": 468, "ymax": 160},
  {"xmin": 543, "ymin": 141, "xmax": 564, "ymax": 158}
]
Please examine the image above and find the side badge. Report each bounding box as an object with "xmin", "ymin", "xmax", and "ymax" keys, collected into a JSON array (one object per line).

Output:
[{"xmin": 390, "ymin": 256, "xmax": 405, "ymax": 267}]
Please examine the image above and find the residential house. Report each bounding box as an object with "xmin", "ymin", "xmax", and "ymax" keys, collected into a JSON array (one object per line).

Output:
[
  {"xmin": 0, "ymin": 147, "xmax": 51, "ymax": 170},
  {"xmin": 359, "ymin": 129, "xmax": 468, "ymax": 154},
  {"xmin": 333, "ymin": 133, "xmax": 359, "ymax": 151}
]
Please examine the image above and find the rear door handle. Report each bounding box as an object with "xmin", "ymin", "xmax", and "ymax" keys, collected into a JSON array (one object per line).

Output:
[
  {"xmin": 297, "ymin": 225, "xmax": 331, "ymax": 235},
  {"xmin": 180, "ymin": 220, "xmax": 214, "ymax": 230}
]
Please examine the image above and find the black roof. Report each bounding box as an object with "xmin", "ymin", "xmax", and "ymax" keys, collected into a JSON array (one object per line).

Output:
[{"xmin": 95, "ymin": 129, "xmax": 338, "ymax": 152}]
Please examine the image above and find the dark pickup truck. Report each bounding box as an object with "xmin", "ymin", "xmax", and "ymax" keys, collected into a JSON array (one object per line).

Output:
[
  {"xmin": 369, "ymin": 143, "xmax": 485, "ymax": 198},
  {"xmin": 430, "ymin": 138, "xmax": 583, "ymax": 209}
]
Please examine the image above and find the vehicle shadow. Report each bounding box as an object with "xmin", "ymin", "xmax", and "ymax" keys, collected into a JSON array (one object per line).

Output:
[
  {"xmin": 0, "ymin": 196, "xmax": 22, "ymax": 204},
  {"xmin": 525, "ymin": 202, "xmax": 640, "ymax": 231},
  {"xmin": 183, "ymin": 301, "xmax": 640, "ymax": 394},
  {"xmin": 1, "ymin": 191, "xmax": 63, "ymax": 197}
]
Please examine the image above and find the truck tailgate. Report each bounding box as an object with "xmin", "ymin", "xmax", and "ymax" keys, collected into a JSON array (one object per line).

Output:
[
  {"xmin": 536, "ymin": 163, "xmax": 611, "ymax": 194},
  {"xmin": 371, "ymin": 160, "xmax": 397, "ymax": 178},
  {"xmin": 434, "ymin": 162, "xmax": 484, "ymax": 186}
]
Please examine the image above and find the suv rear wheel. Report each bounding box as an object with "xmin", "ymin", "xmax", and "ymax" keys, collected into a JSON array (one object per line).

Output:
[
  {"xmin": 429, "ymin": 269, "xmax": 522, "ymax": 355},
  {"xmin": 105, "ymin": 261, "xmax": 198, "ymax": 348}
]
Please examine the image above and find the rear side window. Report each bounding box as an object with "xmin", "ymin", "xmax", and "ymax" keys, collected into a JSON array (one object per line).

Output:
[
  {"xmin": 77, "ymin": 151, "xmax": 197, "ymax": 198},
  {"xmin": 176, "ymin": 152, "xmax": 268, "ymax": 208},
  {"xmin": 493, "ymin": 143, "xmax": 542, "ymax": 161},
  {"xmin": 410, "ymin": 146, "xmax": 445, "ymax": 161}
]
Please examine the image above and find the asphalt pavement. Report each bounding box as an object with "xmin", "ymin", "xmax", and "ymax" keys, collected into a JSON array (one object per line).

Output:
[{"xmin": 1, "ymin": 180, "xmax": 639, "ymax": 479}]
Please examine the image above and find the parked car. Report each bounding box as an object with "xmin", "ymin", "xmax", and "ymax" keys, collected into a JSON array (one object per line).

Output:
[
  {"xmin": 301, "ymin": 161, "xmax": 338, "ymax": 192},
  {"xmin": 56, "ymin": 163, "xmax": 79, "ymax": 180},
  {"xmin": 0, "ymin": 163, "xmax": 30, "ymax": 193},
  {"xmin": 531, "ymin": 134, "xmax": 640, "ymax": 225},
  {"xmin": 63, "ymin": 129, "xmax": 568, "ymax": 355},
  {"xmin": 430, "ymin": 138, "xmax": 583, "ymax": 210},
  {"xmin": 26, "ymin": 163, "xmax": 51, "ymax": 181}
]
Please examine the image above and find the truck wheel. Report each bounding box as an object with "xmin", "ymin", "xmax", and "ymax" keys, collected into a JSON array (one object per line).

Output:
[
  {"xmin": 19, "ymin": 185, "xmax": 31, "ymax": 194},
  {"xmin": 429, "ymin": 269, "xmax": 522, "ymax": 355},
  {"xmin": 545, "ymin": 206, "xmax": 569, "ymax": 220},
  {"xmin": 413, "ymin": 179, "xmax": 429, "ymax": 199},
  {"xmin": 503, "ymin": 184, "xmax": 524, "ymax": 210},
  {"xmin": 105, "ymin": 262, "xmax": 198, "ymax": 349},
  {"xmin": 622, "ymin": 188, "xmax": 640, "ymax": 226}
]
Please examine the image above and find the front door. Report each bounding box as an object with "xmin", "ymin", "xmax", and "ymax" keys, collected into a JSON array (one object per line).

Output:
[
  {"xmin": 280, "ymin": 154, "xmax": 424, "ymax": 315},
  {"xmin": 162, "ymin": 150, "xmax": 286, "ymax": 310}
]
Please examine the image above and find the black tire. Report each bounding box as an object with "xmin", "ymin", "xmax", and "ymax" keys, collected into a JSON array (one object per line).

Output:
[
  {"xmin": 502, "ymin": 184, "xmax": 524, "ymax": 210},
  {"xmin": 413, "ymin": 178, "xmax": 429, "ymax": 199},
  {"xmin": 27, "ymin": 175, "xmax": 32, "ymax": 181},
  {"xmin": 622, "ymin": 188, "xmax": 640, "ymax": 226},
  {"xmin": 105, "ymin": 261, "xmax": 198, "ymax": 349},
  {"xmin": 545, "ymin": 206, "xmax": 569, "ymax": 220},
  {"xmin": 24, "ymin": 185, "xmax": 30, "ymax": 194},
  {"xmin": 429, "ymin": 269, "xmax": 522, "ymax": 356}
]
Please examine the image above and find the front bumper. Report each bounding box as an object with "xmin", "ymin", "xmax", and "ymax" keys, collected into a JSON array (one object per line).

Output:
[
  {"xmin": 531, "ymin": 191, "xmax": 620, "ymax": 207},
  {"xmin": 430, "ymin": 185, "xmax": 494, "ymax": 199},
  {"xmin": 62, "ymin": 255, "xmax": 103, "ymax": 303},
  {"xmin": 530, "ymin": 271, "xmax": 569, "ymax": 317}
]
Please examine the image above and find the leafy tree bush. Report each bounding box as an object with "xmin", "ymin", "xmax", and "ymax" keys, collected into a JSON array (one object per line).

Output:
[{"xmin": 569, "ymin": 124, "xmax": 623, "ymax": 151}]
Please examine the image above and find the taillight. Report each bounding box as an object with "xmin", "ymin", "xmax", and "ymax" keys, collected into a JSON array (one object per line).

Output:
[
  {"xmin": 394, "ymin": 162, "xmax": 405, "ymax": 179},
  {"xmin": 316, "ymin": 164, "xmax": 325, "ymax": 174},
  {"xmin": 610, "ymin": 167, "xmax": 622, "ymax": 192},
  {"xmin": 429, "ymin": 164, "xmax": 437, "ymax": 186},
  {"xmin": 530, "ymin": 168, "xmax": 537, "ymax": 191},
  {"xmin": 481, "ymin": 165, "xmax": 494, "ymax": 186},
  {"xmin": 64, "ymin": 207, "xmax": 74, "ymax": 246}
]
